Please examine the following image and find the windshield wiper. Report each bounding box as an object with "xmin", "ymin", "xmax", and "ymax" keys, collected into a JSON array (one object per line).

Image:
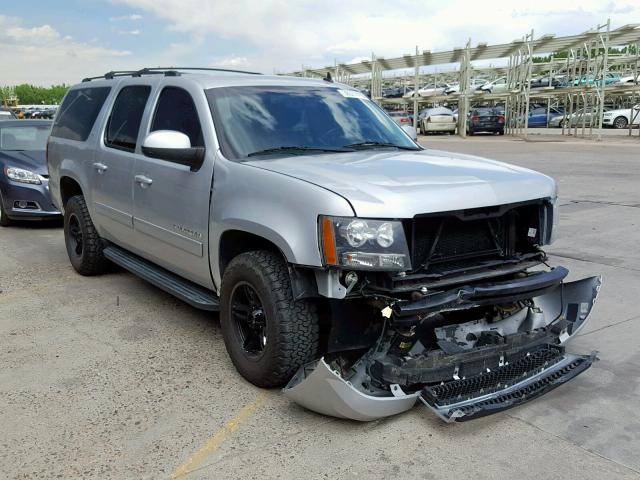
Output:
[
  {"xmin": 342, "ymin": 141, "xmax": 420, "ymax": 151},
  {"xmin": 247, "ymin": 145, "xmax": 353, "ymax": 157}
]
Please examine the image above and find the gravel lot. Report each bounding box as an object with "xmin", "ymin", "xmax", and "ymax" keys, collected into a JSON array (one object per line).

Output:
[{"xmin": 1, "ymin": 135, "xmax": 639, "ymax": 479}]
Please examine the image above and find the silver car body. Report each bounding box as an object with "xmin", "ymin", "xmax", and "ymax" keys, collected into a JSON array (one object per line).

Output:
[
  {"xmin": 48, "ymin": 72, "xmax": 598, "ymax": 423},
  {"xmin": 48, "ymin": 74, "xmax": 556, "ymax": 289},
  {"xmin": 479, "ymin": 76, "xmax": 509, "ymax": 94}
]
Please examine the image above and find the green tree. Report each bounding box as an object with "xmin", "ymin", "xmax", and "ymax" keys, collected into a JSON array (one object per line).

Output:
[{"xmin": 0, "ymin": 84, "xmax": 69, "ymax": 105}]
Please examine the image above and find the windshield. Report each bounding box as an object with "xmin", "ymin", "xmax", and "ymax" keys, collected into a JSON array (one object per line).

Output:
[
  {"xmin": 206, "ymin": 86, "xmax": 419, "ymax": 160},
  {"xmin": 0, "ymin": 125, "xmax": 50, "ymax": 151}
]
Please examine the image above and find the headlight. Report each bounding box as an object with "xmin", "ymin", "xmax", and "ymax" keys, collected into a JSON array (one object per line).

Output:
[
  {"xmin": 4, "ymin": 166, "xmax": 42, "ymax": 185},
  {"xmin": 319, "ymin": 216, "xmax": 411, "ymax": 271}
]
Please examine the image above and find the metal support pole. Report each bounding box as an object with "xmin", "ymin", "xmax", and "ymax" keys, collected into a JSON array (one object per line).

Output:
[
  {"xmin": 458, "ymin": 39, "xmax": 471, "ymax": 138},
  {"xmin": 414, "ymin": 46, "xmax": 419, "ymax": 130},
  {"xmin": 523, "ymin": 29, "xmax": 534, "ymax": 139},
  {"xmin": 596, "ymin": 18, "xmax": 610, "ymax": 141}
]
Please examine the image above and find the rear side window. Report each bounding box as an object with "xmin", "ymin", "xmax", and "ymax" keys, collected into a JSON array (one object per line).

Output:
[
  {"xmin": 151, "ymin": 87, "xmax": 203, "ymax": 147},
  {"xmin": 105, "ymin": 85, "xmax": 151, "ymax": 152},
  {"xmin": 51, "ymin": 87, "xmax": 111, "ymax": 141}
]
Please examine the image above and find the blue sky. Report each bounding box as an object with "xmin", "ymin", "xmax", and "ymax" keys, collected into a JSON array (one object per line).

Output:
[{"xmin": 1, "ymin": 0, "xmax": 639, "ymax": 85}]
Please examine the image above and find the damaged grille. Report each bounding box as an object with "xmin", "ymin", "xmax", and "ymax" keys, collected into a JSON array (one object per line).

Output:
[
  {"xmin": 409, "ymin": 200, "xmax": 551, "ymax": 272},
  {"xmin": 423, "ymin": 345, "xmax": 564, "ymax": 406}
]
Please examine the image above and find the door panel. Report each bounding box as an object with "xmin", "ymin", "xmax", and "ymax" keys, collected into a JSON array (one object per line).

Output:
[
  {"xmin": 132, "ymin": 85, "xmax": 214, "ymax": 288},
  {"xmin": 92, "ymin": 85, "xmax": 151, "ymax": 247}
]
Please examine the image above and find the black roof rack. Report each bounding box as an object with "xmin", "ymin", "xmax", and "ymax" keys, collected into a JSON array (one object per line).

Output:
[{"xmin": 82, "ymin": 67, "xmax": 262, "ymax": 82}]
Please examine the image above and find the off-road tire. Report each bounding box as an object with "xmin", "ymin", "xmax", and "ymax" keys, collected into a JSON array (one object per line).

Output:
[
  {"xmin": 220, "ymin": 250, "xmax": 320, "ymax": 388},
  {"xmin": 0, "ymin": 192, "xmax": 13, "ymax": 227},
  {"xmin": 64, "ymin": 195, "xmax": 108, "ymax": 275}
]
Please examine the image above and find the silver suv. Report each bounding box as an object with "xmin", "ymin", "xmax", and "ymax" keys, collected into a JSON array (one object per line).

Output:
[{"xmin": 48, "ymin": 68, "xmax": 601, "ymax": 422}]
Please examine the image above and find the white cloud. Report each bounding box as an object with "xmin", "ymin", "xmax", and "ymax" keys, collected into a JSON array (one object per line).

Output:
[
  {"xmin": 109, "ymin": 14, "xmax": 143, "ymax": 21},
  {"xmin": 212, "ymin": 55, "xmax": 250, "ymax": 68},
  {"xmin": 118, "ymin": 29, "xmax": 141, "ymax": 35},
  {"xmin": 0, "ymin": 16, "xmax": 132, "ymax": 85},
  {"xmin": 114, "ymin": 0, "xmax": 640, "ymax": 72}
]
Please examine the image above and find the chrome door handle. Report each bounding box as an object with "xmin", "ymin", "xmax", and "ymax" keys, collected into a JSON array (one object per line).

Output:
[
  {"xmin": 135, "ymin": 175, "xmax": 153, "ymax": 188},
  {"xmin": 93, "ymin": 162, "xmax": 108, "ymax": 174}
]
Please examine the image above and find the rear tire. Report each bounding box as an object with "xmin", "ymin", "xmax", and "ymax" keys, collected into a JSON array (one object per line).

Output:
[
  {"xmin": 220, "ymin": 251, "xmax": 320, "ymax": 388},
  {"xmin": 64, "ymin": 195, "xmax": 108, "ymax": 275}
]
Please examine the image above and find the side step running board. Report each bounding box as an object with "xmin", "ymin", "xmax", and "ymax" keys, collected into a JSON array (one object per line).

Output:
[{"xmin": 103, "ymin": 245, "xmax": 220, "ymax": 311}]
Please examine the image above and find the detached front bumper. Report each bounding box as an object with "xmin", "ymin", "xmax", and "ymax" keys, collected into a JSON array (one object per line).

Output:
[
  {"xmin": 283, "ymin": 274, "xmax": 601, "ymax": 422},
  {"xmin": 284, "ymin": 359, "xmax": 419, "ymax": 421}
]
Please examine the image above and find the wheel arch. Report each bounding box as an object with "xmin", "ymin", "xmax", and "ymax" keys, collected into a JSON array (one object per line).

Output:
[
  {"xmin": 59, "ymin": 175, "xmax": 84, "ymax": 209},
  {"xmin": 217, "ymin": 228, "xmax": 319, "ymax": 299}
]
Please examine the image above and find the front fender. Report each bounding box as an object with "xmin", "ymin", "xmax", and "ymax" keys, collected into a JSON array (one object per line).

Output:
[{"xmin": 209, "ymin": 157, "xmax": 354, "ymax": 288}]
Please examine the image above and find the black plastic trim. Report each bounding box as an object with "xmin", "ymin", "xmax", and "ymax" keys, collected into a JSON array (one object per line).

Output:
[{"xmin": 393, "ymin": 266, "xmax": 568, "ymax": 318}]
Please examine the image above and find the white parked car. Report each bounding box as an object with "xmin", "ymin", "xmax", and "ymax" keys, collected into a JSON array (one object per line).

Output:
[
  {"xmin": 615, "ymin": 75, "xmax": 638, "ymax": 85},
  {"xmin": 478, "ymin": 76, "xmax": 509, "ymax": 94},
  {"xmin": 403, "ymin": 82, "xmax": 449, "ymax": 98},
  {"xmin": 445, "ymin": 79, "xmax": 487, "ymax": 95},
  {"xmin": 418, "ymin": 107, "xmax": 456, "ymax": 134},
  {"xmin": 602, "ymin": 105, "xmax": 640, "ymax": 129}
]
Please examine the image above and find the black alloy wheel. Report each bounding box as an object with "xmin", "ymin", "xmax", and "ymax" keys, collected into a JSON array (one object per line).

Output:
[
  {"xmin": 67, "ymin": 213, "xmax": 84, "ymax": 257},
  {"xmin": 230, "ymin": 282, "xmax": 268, "ymax": 357}
]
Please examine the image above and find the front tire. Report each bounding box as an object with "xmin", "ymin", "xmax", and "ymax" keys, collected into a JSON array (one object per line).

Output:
[
  {"xmin": 613, "ymin": 116, "xmax": 628, "ymax": 129},
  {"xmin": 220, "ymin": 251, "xmax": 319, "ymax": 388},
  {"xmin": 64, "ymin": 195, "xmax": 108, "ymax": 275},
  {"xmin": 0, "ymin": 192, "xmax": 13, "ymax": 227}
]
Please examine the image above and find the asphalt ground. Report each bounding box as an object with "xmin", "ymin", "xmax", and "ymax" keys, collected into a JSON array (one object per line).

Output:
[{"xmin": 1, "ymin": 134, "xmax": 639, "ymax": 479}]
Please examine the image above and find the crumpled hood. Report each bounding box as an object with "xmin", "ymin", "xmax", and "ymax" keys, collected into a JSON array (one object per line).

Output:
[
  {"xmin": 0, "ymin": 150, "xmax": 48, "ymax": 176},
  {"xmin": 245, "ymin": 149, "xmax": 556, "ymax": 217}
]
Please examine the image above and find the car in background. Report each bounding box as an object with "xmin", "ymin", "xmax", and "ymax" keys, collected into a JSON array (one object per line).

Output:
[
  {"xmin": 570, "ymin": 73, "xmax": 620, "ymax": 87},
  {"xmin": 419, "ymin": 107, "xmax": 456, "ymax": 134},
  {"xmin": 386, "ymin": 111, "xmax": 413, "ymax": 126},
  {"xmin": 616, "ymin": 75, "xmax": 638, "ymax": 85},
  {"xmin": 530, "ymin": 76, "xmax": 562, "ymax": 89},
  {"xmin": 0, "ymin": 107, "xmax": 17, "ymax": 121},
  {"xmin": 403, "ymin": 82, "xmax": 449, "ymax": 98},
  {"xmin": 526, "ymin": 106, "xmax": 565, "ymax": 127},
  {"xmin": 478, "ymin": 77, "xmax": 509, "ymax": 94},
  {"xmin": 0, "ymin": 120, "xmax": 61, "ymax": 226},
  {"xmin": 602, "ymin": 104, "xmax": 640, "ymax": 129},
  {"xmin": 444, "ymin": 79, "xmax": 487, "ymax": 95},
  {"xmin": 468, "ymin": 106, "xmax": 505, "ymax": 135},
  {"xmin": 382, "ymin": 87, "xmax": 405, "ymax": 98},
  {"xmin": 548, "ymin": 107, "xmax": 607, "ymax": 128}
]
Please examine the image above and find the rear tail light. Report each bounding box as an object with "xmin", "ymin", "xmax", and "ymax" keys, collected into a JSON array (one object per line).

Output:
[
  {"xmin": 498, "ymin": 115, "xmax": 505, "ymax": 123},
  {"xmin": 471, "ymin": 116, "xmax": 480, "ymax": 123},
  {"xmin": 400, "ymin": 117, "xmax": 410, "ymax": 123}
]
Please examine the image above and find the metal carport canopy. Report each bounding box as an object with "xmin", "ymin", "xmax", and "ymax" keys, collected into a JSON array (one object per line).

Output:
[{"xmin": 289, "ymin": 24, "xmax": 640, "ymax": 77}]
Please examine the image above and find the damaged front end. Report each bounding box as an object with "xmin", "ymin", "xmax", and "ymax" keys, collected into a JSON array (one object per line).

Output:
[
  {"xmin": 285, "ymin": 273, "xmax": 601, "ymax": 422},
  {"xmin": 285, "ymin": 200, "xmax": 601, "ymax": 422}
]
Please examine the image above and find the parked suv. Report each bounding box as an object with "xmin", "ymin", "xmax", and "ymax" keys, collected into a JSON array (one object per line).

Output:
[{"xmin": 48, "ymin": 68, "xmax": 601, "ymax": 422}]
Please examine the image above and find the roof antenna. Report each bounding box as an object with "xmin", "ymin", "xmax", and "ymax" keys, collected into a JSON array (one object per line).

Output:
[{"xmin": 323, "ymin": 72, "xmax": 333, "ymax": 83}]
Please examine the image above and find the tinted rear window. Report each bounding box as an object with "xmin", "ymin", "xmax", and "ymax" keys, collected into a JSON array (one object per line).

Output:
[
  {"xmin": 51, "ymin": 87, "xmax": 111, "ymax": 141},
  {"xmin": 105, "ymin": 85, "xmax": 151, "ymax": 151}
]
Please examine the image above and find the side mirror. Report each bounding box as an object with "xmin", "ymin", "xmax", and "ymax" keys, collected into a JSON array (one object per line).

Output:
[
  {"xmin": 141, "ymin": 130, "xmax": 205, "ymax": 171},
  {"xmin": 401, "ymin": 125, "xmax": 418, "ymax": 141}
]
